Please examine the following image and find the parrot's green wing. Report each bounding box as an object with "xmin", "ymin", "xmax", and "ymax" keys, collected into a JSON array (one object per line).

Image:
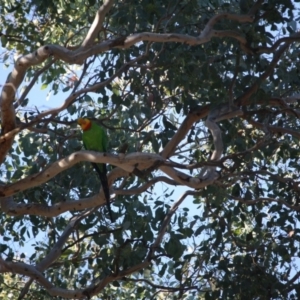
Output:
[{"xmin": 101, "ymin": 126, "xmax": 108, "ymax": 152}]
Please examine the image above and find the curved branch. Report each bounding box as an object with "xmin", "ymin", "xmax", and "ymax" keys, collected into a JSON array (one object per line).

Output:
[
  {"xmin": 0, "ymin": 192, "xmax": 109, "ymax": 217},
  {"xmin": 0, "ymin": 47, "xmax": 52, "ymax": 164},
  {"xmin": 231, "ymin": 195, "xmax": 300, "ymax": 211},
  {"xmin": 151, "ymin": 190, "xmax": 200, "ymax": 249},
  {"xmin": 248, "ymin": 119, "xmax": 300, "ymax": 139},
  {"xmin": 198, "ymin": 104, "xmax": 243, "ymax": 180},
  {"xmin": 1, "ymin": 174, "xmax": 179, "ymax": 217},
  {"xmin": 0, "ymin": 148, "xmax": 220, "ymax": 201},
  {"xmin": 0, "ymin": 258, "xmax": 54, "ymax": 290},
  {"xmin": 81, "ymin": 0, "xmax": 114, "ymax": 47},
  {"xmin": 115, "ymin": 176, "xmax": 180, "ymax": 195},
  {"xmin": 14, "ymin": 59, "xmax": 56, "ymax": 109},
  {"xmin": 0, "ymin": 151, "xmax": 164, "ymax": 197},
  {"xmin": 49, "ymin": 25, "xmax": 253, "ymax": 65},
  {"xmin": 161, "ymin": 105, "xmax": 210, "ymax": 158},
  {"xmin": 237, "ymin": 40, "xmax": 295, "ymax": 106},
  {"xmin": 19, "ymin": 212, "xmax": 91, "ymax": 299},
  {"xmin": 0, "ymin": 256, "xmax": 89, "ymax": 299},
  {"xmin": 256, "ymin": 34, "xmax": 300, "ymax": 54}
]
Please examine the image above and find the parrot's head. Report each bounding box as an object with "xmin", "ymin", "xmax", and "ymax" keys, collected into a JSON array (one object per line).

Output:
[{"xmin": 77, "ymin": 118, "xmax": 91, "ymax": 131}]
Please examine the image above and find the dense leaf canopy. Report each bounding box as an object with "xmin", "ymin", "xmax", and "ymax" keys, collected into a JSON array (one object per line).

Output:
[{"xmin": 1, "ymin": 0, "xmax": 300, "ymax": 299}]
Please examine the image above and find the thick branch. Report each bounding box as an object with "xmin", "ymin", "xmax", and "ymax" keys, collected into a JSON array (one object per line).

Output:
[
  {"xmin": 0, "ymin": 259, "xmax": 53, "ymax": 290},
  {"xmin": 0, "ymin": 150, "xmax": 215, "ymax": 203},
  {"xmin": 0, "ymin": 152, "xmax": 164, "ymax": 197},
  {"xmin": 0, "ymin": 257, "xmax": 88, "ymax": 299},
  {"xmin": 0, "ymin": 192, "xmax": 108, "ymax": 217},
  {"xmin": 49, "ymin": 26, "xmax": 253, "ymax": 64},
  {"xmin": 1, "ymin": 172, "xmax": 179, "ymax": 217},
  {"xmin": 161, "ymin": 106, "xmax": 209, "ymax": 158},
  {"xmin": 81, "ymin": 0, "xmax": 114, "ymax": 47}
]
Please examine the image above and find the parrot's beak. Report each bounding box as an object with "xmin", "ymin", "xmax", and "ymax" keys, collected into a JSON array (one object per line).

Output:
[
  {"xmin": 77, "ymin": 118, "xmax": 91, "ymax": 131},
  {"xmin": 77, "ymin": 118, "xmax": 86, "ymax": 130},
  {"xmin": 77, "ymin": 118, "xmax": 84, "ymax": 125}
]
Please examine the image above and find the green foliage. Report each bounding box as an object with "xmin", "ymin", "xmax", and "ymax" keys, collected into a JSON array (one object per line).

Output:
[{"xmin": 1, "ymin": 0, "xmax": 300, "ymax": 299}]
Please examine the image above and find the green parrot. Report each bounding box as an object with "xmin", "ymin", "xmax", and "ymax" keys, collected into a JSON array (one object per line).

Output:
[{"xmin": 77, "ymin": 118, "xmax": 113, "ymax": 222}]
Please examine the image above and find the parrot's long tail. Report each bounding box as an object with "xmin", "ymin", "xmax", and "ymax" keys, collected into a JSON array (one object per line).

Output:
[{"xmin": 92, "ymin": 163, "xmax": 113, "ymax": 222}]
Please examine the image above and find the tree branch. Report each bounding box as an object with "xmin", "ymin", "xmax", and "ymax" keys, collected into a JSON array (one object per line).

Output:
[
  {"xmin": 237, "ymin": 40, "xmax": 296, "ymax": 106},
  {"xmin": 14, "ymin": 59, "xmax": 56, "ymax": 109},
  {"xmin": 115, "ymin": 176, "xmax": 180, "ymax": 195},
  {"xmin": 0, "ymin": 152, "xmax": 164, "ymax": 197},
  {"xmin": 122, "ymin": 277, "xmax": 199, "ymax": 292},
  {"xmin": 0, "ymin": 47, "xmax": 52, "ymax": 164},
  {"xmin": 230, "ymin": 195, "xmax": 300, "ymax": 211},
  {"xmin": 0, "ymin": 192, "xmax": 109, "ymax": 217},
  {"xmin": 0, "ymin": 149, "xmax": 219, "ymax": 200},
  {"xmin": 19, "ymin": 211, "xmax": 93, "ymax": 299},
  {"xmin": 151, "ymin": 191, "xmax": 198, "ymax": 249},
  {"xmin": 248, "ymin": 119, "xmax": 300, "ymax": 139},
  {"xmin": 81, "ymin": 0, "xmax": 114, "ymax": 47},
  {"xmin": 161, "ymin": 106, "xmax": 210, "ymax": 158}
]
